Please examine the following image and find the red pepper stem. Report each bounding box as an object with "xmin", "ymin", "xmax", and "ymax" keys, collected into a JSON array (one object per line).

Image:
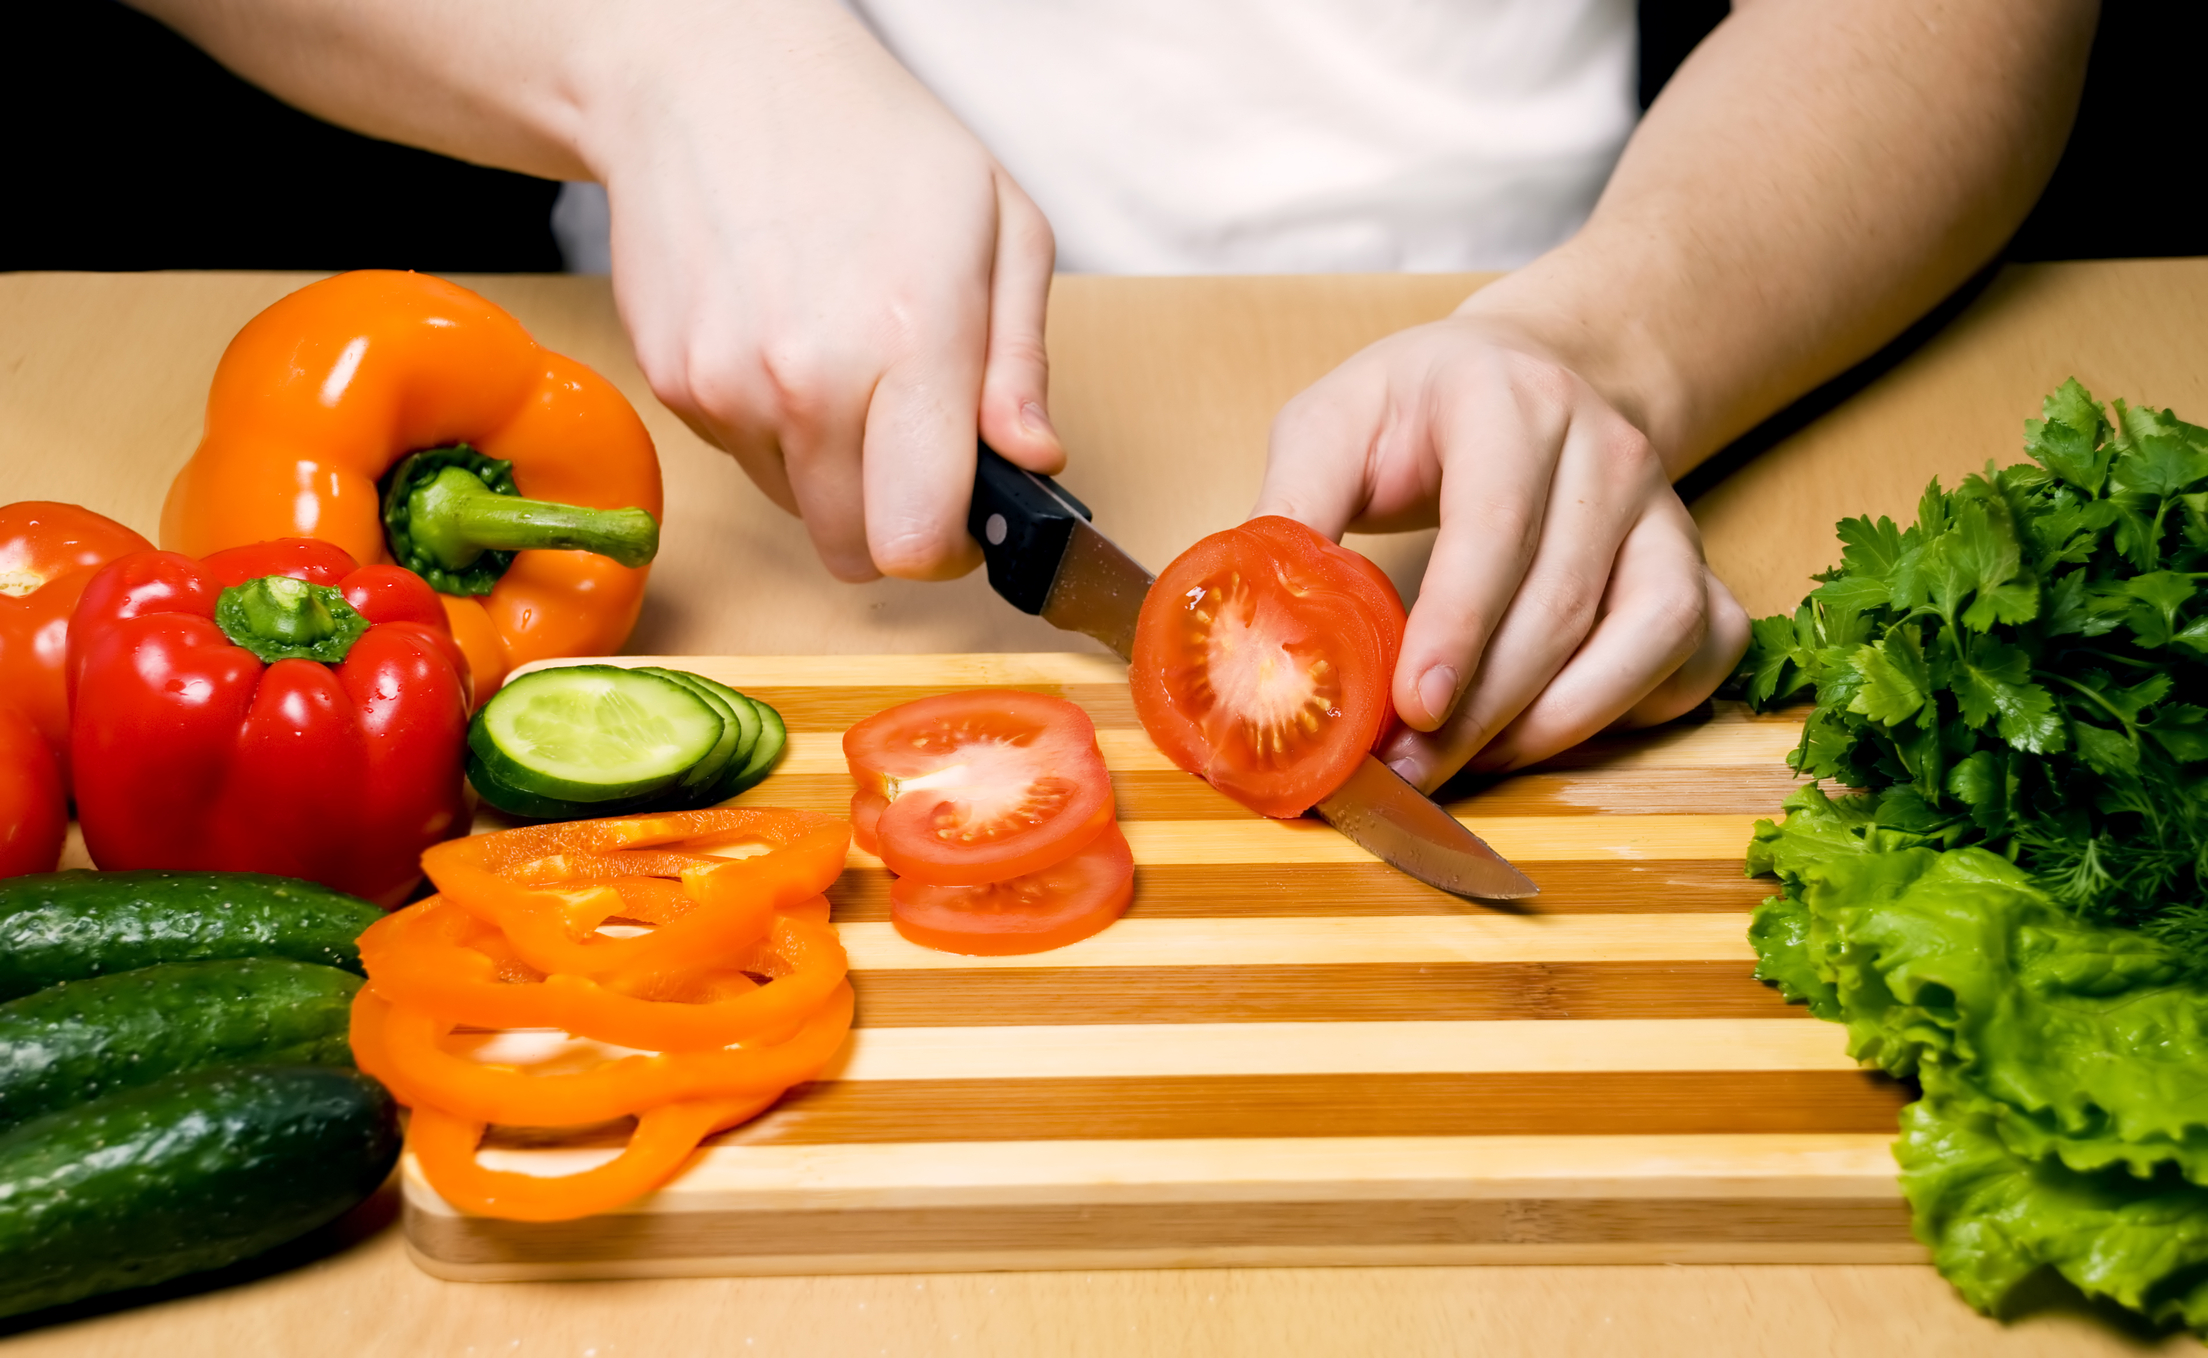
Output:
[
  {"xmin": 215, "ymin": 575, "xmax": 372, "ymax": 665},
  {"xmin": 407, "ymin": 467, "xmax": 658, "ymax": 572}
]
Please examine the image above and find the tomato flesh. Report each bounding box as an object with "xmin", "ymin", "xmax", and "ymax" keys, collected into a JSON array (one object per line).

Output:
[
  {"xmin": 890, "ymin": 822, "xmax": 1134, "ymax": 956},
  {"xmin": 1238, "ymin": 516, "xmax": 1407, "ymax": 690},
  {"xmin": 1131, "ymin": 521, "xmax": 1396, "ymax": 818},
  {"xmin": 844, "ymin": 689, "xmax": 1115, "ymax": 885}
]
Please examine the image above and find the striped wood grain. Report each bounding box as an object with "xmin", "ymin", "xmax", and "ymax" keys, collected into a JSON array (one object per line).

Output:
[{"xmin": 416, "ymin": 655, "xmax": 1903, "ymax": 1277}]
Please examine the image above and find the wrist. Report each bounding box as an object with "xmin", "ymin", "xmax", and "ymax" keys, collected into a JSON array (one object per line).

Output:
[{"xmin": 565, "ymin": 0, "xmax": 883, "ymax": 184}]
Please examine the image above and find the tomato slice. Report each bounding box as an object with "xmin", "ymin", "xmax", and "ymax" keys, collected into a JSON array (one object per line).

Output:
[
  {"xmin": 843, "ymin": 689, "xmax": 1114, "ymax": 885},
  {"xmin": 890, "ymin": 821, "xmax": 1134, "ymax": 956},
  {"xmin": 1130, "ymin": 523, "xmax": 1393, "ymax": 818},
  {"xmin": 849, "ymin": 789, "xmax": 886, "ymax": 857}
]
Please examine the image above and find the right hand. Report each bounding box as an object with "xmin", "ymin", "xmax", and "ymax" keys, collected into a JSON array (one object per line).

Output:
[{"xmin": 587, "ymin": 0, "xmax": 1064, "ymax": 582}]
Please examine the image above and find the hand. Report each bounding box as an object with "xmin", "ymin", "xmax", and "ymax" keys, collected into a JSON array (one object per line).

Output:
[
  {"xmin": 588, "ymin": 0, "xmax": 1063, "ymax": 582},
  {"xmin": 1251, "ymin": 313, "xmax": 1749, "ymax": 791}
]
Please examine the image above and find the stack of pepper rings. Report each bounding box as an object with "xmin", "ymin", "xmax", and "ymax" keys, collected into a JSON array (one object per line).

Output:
[{"xmin": 351, "ymin": 808, "xmax": 854, "ymax": 1220}]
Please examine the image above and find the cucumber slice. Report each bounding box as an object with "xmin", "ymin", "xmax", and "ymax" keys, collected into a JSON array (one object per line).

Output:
[
  {"xmin": 466, "ymin": 750, "xmax": 650, "ymax": 821},
  {"xmin": 468, "ymin": 665, "xmax": 724, "ymax": 803},
  {"xmin": 676, "ymin": 675, "xmax": 765, "ymax": 780},
  {"xmin": 634, "ymin": 667, "xmax": 748, "ymax": 800},
  {"xmin": 713, "ymin": 693, "xmax": 787, "ymax": 799}
]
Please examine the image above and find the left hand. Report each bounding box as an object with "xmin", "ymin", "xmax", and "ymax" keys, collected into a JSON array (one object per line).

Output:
[{"xmin": 1250, "ymin": 312, "xmax": 1749, "ymax": 792}]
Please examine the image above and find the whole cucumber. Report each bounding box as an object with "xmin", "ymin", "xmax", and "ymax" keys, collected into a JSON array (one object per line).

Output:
[
  {"xmin": 0, "ymin": 959, "xmax": 360, "ymax": 1129},
  {"xmin": 0, "ymin": 1065, "xmax": 399, "ymax": 1319},
  {"xmin": 0, "ymin": 871, "xmax": 383, "ymax": 999}
]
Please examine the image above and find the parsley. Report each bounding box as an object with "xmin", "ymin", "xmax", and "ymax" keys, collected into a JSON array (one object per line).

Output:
[{"xmin": 1739, "ymin": 380, "xmax": 2208, "ymax": 958}]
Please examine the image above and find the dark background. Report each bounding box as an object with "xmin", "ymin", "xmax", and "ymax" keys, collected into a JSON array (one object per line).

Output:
[{"xmin": 0, "ymin": 1, "xmax": 2197, "ymax": 272}]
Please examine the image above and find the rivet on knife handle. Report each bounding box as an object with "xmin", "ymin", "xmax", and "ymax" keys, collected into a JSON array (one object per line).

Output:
[{"xmin": 968, "ymin": 442, "xmax": 1091, "ymax": 615}]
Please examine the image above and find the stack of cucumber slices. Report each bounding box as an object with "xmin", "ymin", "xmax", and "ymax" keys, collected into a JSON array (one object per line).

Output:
[{"xmin": 468, "ymin": 665, "xmax": 788, "ymax": 819}]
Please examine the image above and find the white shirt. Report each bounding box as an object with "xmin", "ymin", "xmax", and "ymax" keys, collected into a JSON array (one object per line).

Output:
[{"xmin": 555, "ymin": 0, "xmax": 1636, "ymax": 276}]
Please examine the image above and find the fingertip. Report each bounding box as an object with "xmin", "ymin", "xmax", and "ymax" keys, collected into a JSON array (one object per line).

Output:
[
  {"xmin": 1377, "ymin": 728, "xmax": 1437, "ymax": 794},
  {"xmin": 980, "ymin": 398, "xmax": 1066, "ymax": 475},
  {"xmin": 872, "ymin": 529, "xmax": 982, "ymax": 583},
  {"xmin": 1414, "ymin": 664, "xmax": 1460, "ymax": 729}
]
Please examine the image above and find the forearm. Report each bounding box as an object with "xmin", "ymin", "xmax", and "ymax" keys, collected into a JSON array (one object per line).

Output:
[
  {"xmin": 123, "ymin": 0, "xmax": 867, "ymax": 184},
  {"xmin": 1463, "ymin": 0, "xmax": 2097, "ymax": 477}
]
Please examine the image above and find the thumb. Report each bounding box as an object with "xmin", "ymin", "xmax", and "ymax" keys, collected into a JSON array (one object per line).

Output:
[{"xmin": 977, "ymin": 173, "xmax": 1064, "ymax": 475}]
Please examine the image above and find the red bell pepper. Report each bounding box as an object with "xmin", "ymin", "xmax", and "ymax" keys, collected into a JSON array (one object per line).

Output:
[
  {"xmin": 68, "ymin": 538, "xmax": 472, "ymax": 908},
  {"xmin": 0, "ymin": 501, "xmax": 154, "ymax": 790}
]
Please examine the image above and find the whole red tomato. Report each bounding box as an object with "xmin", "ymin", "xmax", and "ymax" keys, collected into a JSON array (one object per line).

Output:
[
  {"xmin": 0, "ymin": 703, "xmax": 65, "ymax": 878},
  {"xmin": 0, "ymin": 502, "xmax": 154, "ymax": 790}
]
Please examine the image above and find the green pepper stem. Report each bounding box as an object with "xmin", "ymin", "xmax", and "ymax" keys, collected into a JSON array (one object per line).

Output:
[
  {"xmin": 215, "ymin": 575, "xmax": 372, "ymax": 665},
  {"xmin": 406, "ymin": 466, "xmax": 659, "ymax": 572},
  {"xmin": 233, "ymin": 576, "xmax": 339, "ymax": 644}
]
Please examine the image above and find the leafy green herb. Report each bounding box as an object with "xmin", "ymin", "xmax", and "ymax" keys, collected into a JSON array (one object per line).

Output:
[{"xmin": 1740, "ymin": 379, "xmax": 2208, "ymax": 962}]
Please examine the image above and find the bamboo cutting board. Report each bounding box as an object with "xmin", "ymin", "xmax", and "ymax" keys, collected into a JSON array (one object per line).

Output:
[{"xmin": 402, "ymin": 653, "xmax": 1919, "ymax": 1280}]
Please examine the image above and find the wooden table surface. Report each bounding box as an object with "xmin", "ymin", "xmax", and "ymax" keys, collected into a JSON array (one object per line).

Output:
[{"xmin": 5, "ymin": 264, "xmax": 2206, "ymax": 1355}]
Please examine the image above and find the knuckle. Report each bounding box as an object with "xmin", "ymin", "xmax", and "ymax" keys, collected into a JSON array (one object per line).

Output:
[
  {"xmin": 1603, "ymin": 420, "xmax": 1659, "ymax": 473},
  {"xmin": 1523, "ymin": 570, "xmax": 1605, "ymax": 637},
  {"xmin": 1646, "ymin": 569, "xmax": 1711, "ymax": 646},
  {"xmin": 1503, "ymin": 351, "xmax": 1577, "ymax": 415},
  {"xmin": 755, "ymin": 341, "xmax": 841, "ymax": 429},
  {"xmin": 989, "ymin": 329, "xmax": 1050, "ymax": 381}
]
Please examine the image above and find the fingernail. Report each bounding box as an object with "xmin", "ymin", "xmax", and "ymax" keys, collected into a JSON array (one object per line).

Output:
[
  {"xmin": 1021, "ymin": 401, "xmax": 1058, "ymax": 442},
  {"xmin": 1415, "ymin": 665, "xmax": 1460, "ymax": 727},
  {"xmin": 1386, "ymin": 756, "xmax": 1425, "ymax": 787}
]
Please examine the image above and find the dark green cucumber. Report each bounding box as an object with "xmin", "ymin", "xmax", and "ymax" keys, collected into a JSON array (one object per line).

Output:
[
  {"xmin": 0, "ymin": 960, "xmax": 360, "ymax": 1129},
  {"xmin": 0, "ymin": 1065, "xmax": 399, "ymax": 1319},
  {"xmin": 0, "ymin": 872, "xmax": 384, "ymax": 1000}
]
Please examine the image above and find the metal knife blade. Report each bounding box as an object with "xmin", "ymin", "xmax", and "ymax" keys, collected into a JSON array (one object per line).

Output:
[
  {"xmin": 1310, "ymin": 757, "xmax": 1538, "ymax": 899},
  {"xmin": 968, "ymin": 443, "xmax": 1538, "ymax": 901}
]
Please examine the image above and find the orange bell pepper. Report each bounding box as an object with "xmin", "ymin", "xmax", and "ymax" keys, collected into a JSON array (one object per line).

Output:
[{"xmin": 160, "ymin": 271, "xmax": 663, "ymax": 700}]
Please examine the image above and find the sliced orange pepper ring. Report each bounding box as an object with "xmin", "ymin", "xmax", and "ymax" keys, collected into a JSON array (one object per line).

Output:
[
  {"xmin": 362, "ymin": 807, "xmax": 857, "ymax": 1221},
  {"xmin": 421, "ymin": 809, "xmax": 848, "ymax": 978},
  {"xmin": 374, "ymin": 981, "xmax": 855, "ymax": 1125},
  {"xmin": 360, "ymin": 898, "xmax": 847, "ymax": 1050},
  {"xmin": 409, "ymin": 1095, "xmax": 774, "ymax": 1222}
]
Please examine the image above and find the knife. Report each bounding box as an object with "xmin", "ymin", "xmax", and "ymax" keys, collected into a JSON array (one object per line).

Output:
[{"xmin": 967, "ymin": 444, "xmax": 1538, "ymax": 901}]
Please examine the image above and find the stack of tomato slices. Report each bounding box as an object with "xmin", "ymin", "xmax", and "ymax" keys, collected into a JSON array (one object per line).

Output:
[
  {"xmin": 1130, "ymin": 516, "xmax": 1408, "ymax": 818},
  {"xmin": 350, "ymin": 808, "xmax": 854, "ymax": 1221},
  {"xmin": 845, "ymin": 690, "xmax": 1132, "ymax": 956}
]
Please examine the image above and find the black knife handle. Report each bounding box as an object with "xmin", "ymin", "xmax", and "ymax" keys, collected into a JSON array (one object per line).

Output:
[{"xmin": 968, "ymin": 442, "xmax": 1093, "ymax": 614}]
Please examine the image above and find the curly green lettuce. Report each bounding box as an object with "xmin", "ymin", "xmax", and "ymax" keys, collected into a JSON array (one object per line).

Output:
[{"xmin": 1753, "ymin": 785, "xmax": 2208, "ymax": 1325}]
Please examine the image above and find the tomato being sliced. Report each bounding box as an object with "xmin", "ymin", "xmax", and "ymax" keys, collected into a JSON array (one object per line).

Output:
[
  {"xmin": 1237, "ymin": 516, "xmax": 1407, "ymax": 687},
  {"xmin": 1130, "ymin": 521, "xmax": 1396, "ymax": 818},
  {"xmin": 843, "ymin": 689, "xmax": 1114, "ymax": 886},
  {"xmin": 890, "ymin": 821, "xmax": 1134, "ymax": 956}
]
